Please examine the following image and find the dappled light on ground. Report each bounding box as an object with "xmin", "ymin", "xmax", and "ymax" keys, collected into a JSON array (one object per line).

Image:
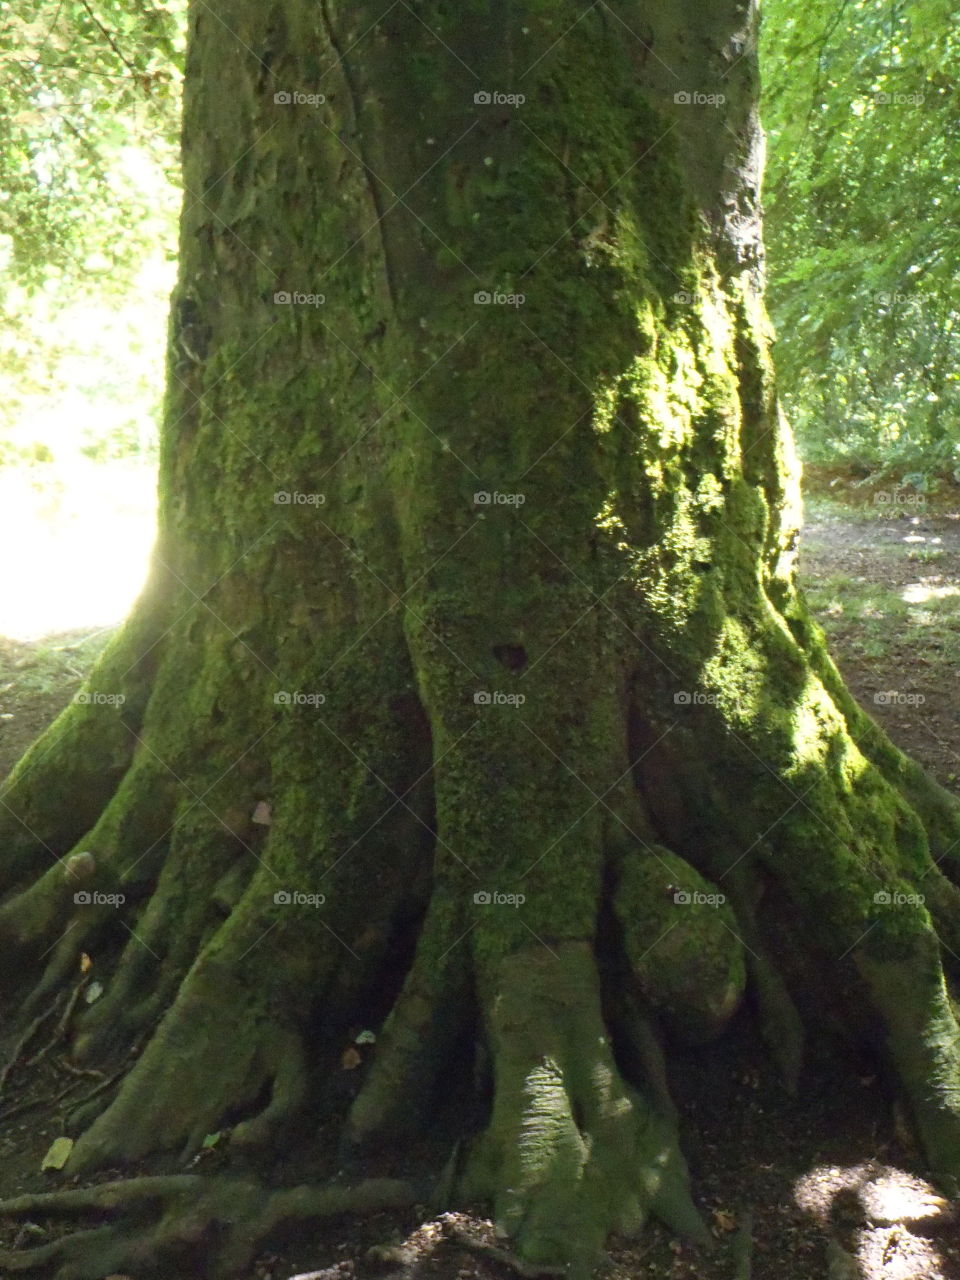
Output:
[
  {"xmin": 0, "ymin": 462, "xmax": 155, "ymax": 641},
  {"xmin": 902, "ymin": 581, "xmax": 960, "ymax": 605},
  {"xmin": 794, "ymin": 1162, "xmax": 953, "ymax": 1279}
]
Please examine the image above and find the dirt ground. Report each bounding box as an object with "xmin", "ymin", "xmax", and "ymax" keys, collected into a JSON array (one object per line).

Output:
[{"xmin": 1, "ymin": 492, "xmax": 960, "ymax": 1279}]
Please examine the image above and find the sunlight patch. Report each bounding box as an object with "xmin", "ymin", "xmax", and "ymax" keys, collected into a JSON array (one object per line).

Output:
[{"xmin": 0, "ymin": 461, "xmax": 155, "ymax": 641}]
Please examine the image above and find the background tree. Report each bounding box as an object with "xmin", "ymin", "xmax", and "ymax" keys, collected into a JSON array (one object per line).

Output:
[
  {"xmin": 0, "ymin": 0, "xmax": 181, "ymax": 288},
  {"xmin": 0, "ymin": 0, "xmax": 183, "ymax": 463},
  {"xmin": 761, "ymin": 0, "xmax": 960, "ymax": 480},
  {"xmin": 3, "ymin": 2, "xmax": 960, "ymax": 1277}
]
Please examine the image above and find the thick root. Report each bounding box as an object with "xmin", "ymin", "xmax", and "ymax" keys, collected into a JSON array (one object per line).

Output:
[
  {"xmin": 66, "ymin": 946, "xmax": 308, "ymax": 1172},
  {"xmin": 345, "ymin": 894, "xmax": 473, "ymax": 1150},
  {"xmin": 0, "ymin": 1175, "xmax": 419, "ymax": 1280},
  {"xmin": 0, "ymin": 600, "xmax": 165, "ymax": 890},
  {"xmin": 462, "ymin": 942, "xmax": 709, "ymax": 1280},
  {"xmin": 854, "ymin": 933, "xmax": 960, "ymax": 1193}
]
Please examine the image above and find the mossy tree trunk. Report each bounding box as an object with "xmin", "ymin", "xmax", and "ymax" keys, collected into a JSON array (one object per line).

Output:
[{"xmin": 4, "ymin": 1, "xmax": 960, "ymax": 1276}]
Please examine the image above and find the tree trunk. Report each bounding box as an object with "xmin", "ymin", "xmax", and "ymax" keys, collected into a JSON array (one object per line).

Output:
[{"xmin": 4, "ymin": 2, "xmax": 960, "ymax": 1276}]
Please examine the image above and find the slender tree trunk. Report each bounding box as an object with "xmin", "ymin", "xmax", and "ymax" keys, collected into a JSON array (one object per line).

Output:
[{"xmin": 3, "ymin": 2, "xmax": 960, "ymax": 1276}]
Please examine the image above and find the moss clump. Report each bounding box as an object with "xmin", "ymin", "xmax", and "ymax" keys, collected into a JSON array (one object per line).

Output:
[{"xmin": 614, "ymin": 846, "xmax": 746, "ymax": 1044}]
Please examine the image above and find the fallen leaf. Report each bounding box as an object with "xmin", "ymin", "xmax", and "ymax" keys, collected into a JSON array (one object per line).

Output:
[
  {"xmin": 252, "ymin": 801, "xmax": 272, "ymax": 825},
  {"xmin": 41, "ymin": 1137, "xmax": 74, "ymax": 1171},
  {"xmin": 712, "ymin": 1208, "xmax": 737, "ymax": 1232},
  {"xmin": 341, "ymin": 1047, "xmax": 362, "ymax": 1070}
]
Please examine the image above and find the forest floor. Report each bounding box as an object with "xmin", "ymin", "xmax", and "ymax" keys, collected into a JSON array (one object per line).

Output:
[{"xmin": 1, "ymin": 483, "xmax": 960, "ymax": 1279}]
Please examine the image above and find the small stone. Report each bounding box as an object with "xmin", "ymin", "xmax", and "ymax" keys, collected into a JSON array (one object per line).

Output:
[{"xmin": 63, "ymin": 851, "xmax": 97, "ymax": 883}]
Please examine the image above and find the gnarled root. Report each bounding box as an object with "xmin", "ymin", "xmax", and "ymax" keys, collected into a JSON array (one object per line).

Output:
[
  {"xmin": 66, "ymin": 945, "xmax": 308, "ymax": 1173},
  {"xmin": 0, "ymin": 1175, "xmax": 419, "ymax": 1280},
  {"xmin": 345, "ymin": 895, "xmax": 473, "ymax": 1151},
  {"xmin": 461, "ymin": 941, "xmax": 709, "ymax": 1280}
]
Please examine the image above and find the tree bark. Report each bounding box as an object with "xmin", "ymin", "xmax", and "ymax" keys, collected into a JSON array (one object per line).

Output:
[{"xmin": 3, "ymin": 2, "xmax": 960, "ymax": 1276}]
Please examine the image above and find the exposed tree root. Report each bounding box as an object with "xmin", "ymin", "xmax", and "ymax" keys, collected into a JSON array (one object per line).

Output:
[
  {"xmin": 68, "ymin": 814, "xmax": 260, "ymax": 1065},
  {"xmin": 0, "ymin": 988, "xmax": 72, "ymax": 1102},
  {"xmin": 443, "ymin": 1220, "xmax": 567, "ymax": 1278},
  {"xmin": 0, "ymin": 1175, "xmax": 419, "ymax": 1280},
  {"xmin": 66, "ymin": 948, "xmax": 309, "ymax": 1172},
  {"xmin": 25, "ymin": 978, "xmax": 89, "ymax": 1069},
  {"xmin": 853, "ymin": 939, "xmax": 960, "ymax": 1193},
  {"xmin": 346, "ymin": 895, "xmax": 473, "ymax": 1150},
  {"xmin": 462, "ymin": 942, "xmax": 711, "ymax": 1280}
]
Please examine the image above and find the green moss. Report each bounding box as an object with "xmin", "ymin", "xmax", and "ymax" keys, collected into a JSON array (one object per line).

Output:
[{"xmin": 614, "ymin": 846, "xmax": 746, "ymax": 1044}]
